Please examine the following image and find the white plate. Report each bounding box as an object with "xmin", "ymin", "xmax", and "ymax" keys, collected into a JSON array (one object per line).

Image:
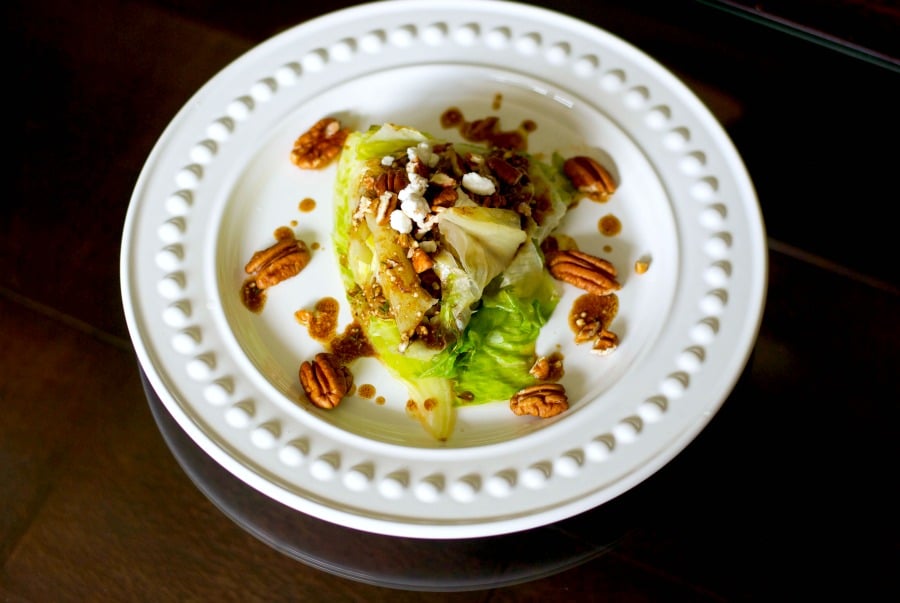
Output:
[{"xmin": 121, "ymin": 0, "xmax": 766, "ymax": 539}]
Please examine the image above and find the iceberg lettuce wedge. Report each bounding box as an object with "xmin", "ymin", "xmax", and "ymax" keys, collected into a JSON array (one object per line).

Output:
[{"xmin": 332, "ymin": 124, "xmax": 576, "ymax": 440}]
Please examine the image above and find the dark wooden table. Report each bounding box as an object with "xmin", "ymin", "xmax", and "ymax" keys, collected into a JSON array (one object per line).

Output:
[{"xmin": 4, "ymin": 1, "xmax": 898, "ymax": 600}]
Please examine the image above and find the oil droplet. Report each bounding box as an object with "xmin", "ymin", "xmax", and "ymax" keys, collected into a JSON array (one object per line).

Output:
[
  {"xmin": 241, "ymin": 279, "xmax": 265, "ymax": 313},
  {"xmin": 299, "ymin": 197, "xmax": 316, "ymax": 212},
  {"xmin": 274, "ymin": 225, "xmax": 294, "ymax": 240},
  {"xmin": 598, "ymin": 214, "xmax": 621, "ymax": 236}
]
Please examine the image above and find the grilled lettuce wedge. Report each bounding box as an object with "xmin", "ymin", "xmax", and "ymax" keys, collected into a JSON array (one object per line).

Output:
[{"xmin": 333, "ymin": 124, "xmax": 576, "ymax": 440}]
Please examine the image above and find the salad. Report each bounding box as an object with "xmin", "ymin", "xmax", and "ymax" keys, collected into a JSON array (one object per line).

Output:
[{"xmin": 328, "ymin": 122, "xmax": 593, "ymax": 440}]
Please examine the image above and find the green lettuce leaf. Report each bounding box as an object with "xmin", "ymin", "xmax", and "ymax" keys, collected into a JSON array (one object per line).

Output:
[{"xmin": 424, "ymin": 242, "xmax": 559, "ymax": 403}]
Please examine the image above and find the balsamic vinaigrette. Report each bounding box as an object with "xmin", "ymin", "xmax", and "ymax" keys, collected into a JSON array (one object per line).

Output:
[
  {"xmin": 569, "ymin": 293, "xmax": 619, "ymax": 336},
  {"xmin": 295, "ymin": 298, "xmax": 375, "ymax": 365},
  {"xmin": 329, "ymin": 321, "xmax": 375, "ymax": 366},
  {"xmin": 273, "ymin": 226, "xmax": 294, "ymax": 240},
  {"xmin": 240, "ymin": 280, "xmax": 266, "ymax": 313},
  {"xmin": 598, "ymin": 213, "xmax": 621, "ymax": 237},
  {"xmin": 356, "ymin": 384, "xmax": 385, "ymax": 407},
  {"xmin": 356, "ymin": 384, "xmax": 376, "ymax": 399},
  {"xmin": 440, "ymin": 107, "xmax": 536, "ymax": 151},
  {"xmin": 294, "ymin": 297, "xmax": 340, "ymax": 341}
]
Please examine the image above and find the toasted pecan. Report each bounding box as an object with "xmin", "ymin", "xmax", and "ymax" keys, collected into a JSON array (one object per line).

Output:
[{"xmin": 546, "ymin": 249, "xmax": 621, "ymax": 296}]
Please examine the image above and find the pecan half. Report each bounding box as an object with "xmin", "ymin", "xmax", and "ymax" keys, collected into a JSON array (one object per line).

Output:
[
  {"xmin": 374, "ymin": 169, "xmax": 409, "ymax": 196},
  {"xmin": 244, "ymin": 237, "xmax": 311, "ymax": 289},
  {"xmin": 510, "ymin": 383, "xmax": 569, "ymax": 418},
  {"xmin": 546, "ymin": 249, "xmax": 621, "ymax": 296},
  {"xmin": 573, "ymin": 314, "xmax": 602, "ymax": 344},
  {"xmin": 563, "ymin": 156, "xmax": 616, "ymax": 201},
  {"xmin": 592, "ymin": 329, "xmax": 619, "ymax": 355},
  {"xmin": 290, "ymin": 117, "xmax": 349, "ymax": 169},
  {"xmin": 299, "ymin": 352, "xmax": 354, "ymax": 409},
  {"xmin": 529, "ymin": 353, "xmax": 565, "ymax": 381}
]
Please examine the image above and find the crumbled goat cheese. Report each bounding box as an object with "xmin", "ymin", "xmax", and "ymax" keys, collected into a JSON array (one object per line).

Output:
[
  {"xmin": 462, "ymin": 172, "xmax": 496, "ymax": 196},
  {"xmin": 408, "ymin": 142, "xmax": 439, "ymax": 168},
  {"xmin": 390, "ymin": 209, "xmax": 413, "ymax": 234},
  {"xmin": 353, "ymin": 195, "xmax": 373, "ymax": 221},
  {"xmin": 397, "ymin": 163, "xmax": 431, "ymax": 231},
  {"xmin": 399, "ymin": 172, "xmax": 429, "ymax": 200},
  {"xmin": 401, "ymin": 197, "xmax": 430, "ymax": 229},
  {"xmin": 381, "ymin": 155, "xmax": 395, "ymax": 167}
]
